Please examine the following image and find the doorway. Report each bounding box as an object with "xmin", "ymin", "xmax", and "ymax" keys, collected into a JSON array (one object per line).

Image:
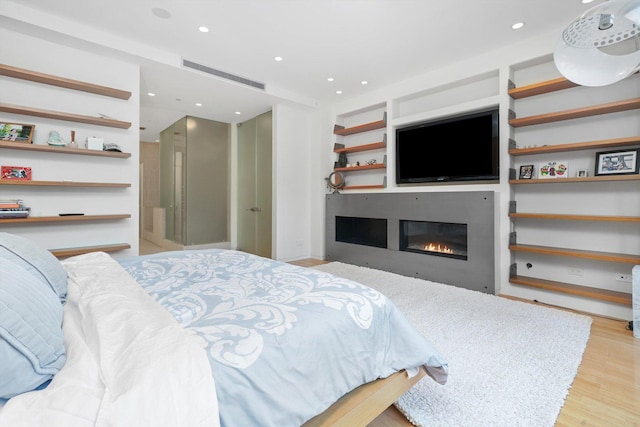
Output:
[{"xmin": 237, "ymin": 111, "xmax": 272, "ymax": 258}]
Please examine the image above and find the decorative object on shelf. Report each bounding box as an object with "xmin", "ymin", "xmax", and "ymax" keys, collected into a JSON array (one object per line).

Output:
[
  {"xmin": 87, "ymin": 136, "xmax": 104, "ymax": 151},
  {"xmin": 538, "ymin": 161, "xmax": 568, "ymax": 179},
  {"xmin": 337, "ymin": 152, "xmax": 348, "ymax": 168},
  {"xmin": 554, "ymin": 0, "xmax": 640, "ymax": 86},
  {"xmin": 576, "ymin": 169, "xmax": 589, "ymax": 178},
  {"xmin": 594, "ymin": 148, "xmax": 639, "ymax": 176},
  {"xmin": 103, "ymin": 142, "xmax": 122, "ymax": 152},
  {"xmin": 0, "ymin": 199, "xmax": 30, "ymax": 218},
  {"xmin": 519, "ymin": 165, "xmax": 534, "ymax": 179},
  {"xmin": 68, "ymin": 130, "xmax": 77, "ymax": 148},
  {"xmin": 47, "ymin": 130, "xmax": 65, "ymax": 146},
  {"xmin": 325, "ymin": 171, "xmax": 345, "ymax": 193},
  {"xmin": 366, "ymin": 159, "xmax": 377, "ymax": 165},
  {"xmin": 0, "ymin": 123, "xmax": 34, "ymax": 143},
  {"xmin": 1, "ymin": 166, "xmax": 32, "ymax": 180}
]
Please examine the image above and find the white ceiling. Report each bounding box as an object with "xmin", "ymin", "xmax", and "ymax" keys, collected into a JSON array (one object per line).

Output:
[{"xmin": 3, "ymin": 0, "xmax": 601, "ymax": 141}]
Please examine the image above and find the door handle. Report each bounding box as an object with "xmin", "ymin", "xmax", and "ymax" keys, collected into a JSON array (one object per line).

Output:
[{"xmin": 247, "ymin": 207, "xmax": 262, "ymax": 212}]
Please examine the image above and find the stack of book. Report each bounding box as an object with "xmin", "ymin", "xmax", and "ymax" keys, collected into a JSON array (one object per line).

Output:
[{"xmin": 0, "ymin": 200, "xmax": 30, "ymax": 218}]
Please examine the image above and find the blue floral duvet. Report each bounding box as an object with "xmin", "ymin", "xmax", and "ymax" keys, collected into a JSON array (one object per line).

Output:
[{"xmin": 118, "ymin": 249, "xmax": 447, "ymax": 427}]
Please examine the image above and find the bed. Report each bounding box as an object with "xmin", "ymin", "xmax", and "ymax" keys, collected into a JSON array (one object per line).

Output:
[{"xmin": 0, "ymin": 232, "xmax": 448, "ymax": 426}]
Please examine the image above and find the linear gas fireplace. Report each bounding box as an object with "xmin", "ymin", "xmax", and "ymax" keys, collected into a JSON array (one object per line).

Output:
[
  {"xmin": 326, "ymin": 191, "xmax": 495, "ymax": 294},
  {"xmin": 400, "ymin": 220, "xmax": 467, "ymax": 260}
]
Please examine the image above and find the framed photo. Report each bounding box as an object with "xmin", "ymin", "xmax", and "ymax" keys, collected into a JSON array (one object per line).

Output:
[
  {"xmin": 519, "ymin": 164, "xmax": 534, "ymax": 179},
  {"xmin": 1, "ymin": 166, "xmax": 32, "ymax": 180},
  {"xmin": 595, "ymin": 149, "xmax": 639, "ymax": 176},
  {"xmin": 575, "ymin": 169, "xmax": 588, "ymax": 177},
  {"xmin": 0, "ymin": 123, "xmax": 35, "ymax": 144},
  {"xmin": 538, "ymin": 160, "xmax": 569, "ymax": 179}
]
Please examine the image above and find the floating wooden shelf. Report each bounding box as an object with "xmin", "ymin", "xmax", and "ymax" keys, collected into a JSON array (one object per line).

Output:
[
  {"xmin": 334, "ymin": 141, "xmax": 386, "ymax": 153},
  {"xmin": 0, "ymin": 214, "xmax": 131, "ymax": 224},
  {"xmin": 0, "ymin": 103, "xmax": 131, "ymax": 129},
  {"xmin": 0, "ymin": 180, "xmax": 131, "ymax": 188},
  {"xmin": 335, "ymin": 163, "xmax": 386, "ymax": 172},
  {"xmin": 334, "ymin": 113, "xmax": 387, "ymax": 136},
  {"xmin": 509, "ymin": 98, "xmax": 640, "ymax": 128},
  {"xmin": 509, "ymin": 212, "xmax": 640, "ymax": 222},
  {"xmin": 508, "ymin": 77, "xmax": 580, "ymax": 99},
  {"xmin": 510, "ymin": 275, "xmax": 631, "ymax": 306},
  {"xmin": 510, "ymin": 174, "xmax": 640, "ymax": 185},
  {"xmin": 509, "ymin": 136, "xmax": 640, "ymax": 156},
  {"xmin": 50, "ymin": 243, "xmax": 131, "ymax": 258},
  {"xmin": 341, "ymin": 184, "xmax": 386, "ymax": 190},
  {"xmin": 0, "ymin": 140, "xmax": 131, "ymax": 158},
  {"xmin": 0, "ymin": 64, "xmax": 131, "ymax": 100},
  {"xmin": 509, "ymin": 244, "xmax": 640, "ymax": 264}
]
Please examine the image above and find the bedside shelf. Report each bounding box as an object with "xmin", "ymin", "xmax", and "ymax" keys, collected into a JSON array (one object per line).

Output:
[
  {"xmin": 50, "ymin": 243, "xmax": 131, "ymax": 258},
  {"xmin": 0, "ymin": 140, "xmax": 131, "ymax": 158},
  {"xmin": 333, "ymin": 141, "xmax": 386, "ymax": 154},
  {"xmin": 333, "ymin": 113, "xmax": 386, "ymax": 136},
  {"xmin": 508, "ymin": 77, "xmax": 579, "ymax": 99},
  {"xmin": 334, "ymin": 163, "xmax": 386, "ymax": 172},
  {"xmin": 0, "ymin": 180, "xmax": 131, "ymax": 188},
  {"xmin": 0, "ymin": 214, "xmax": 131, "ymax": 224},
  {"xmin": 0, "ymin": 103, "xmax": 131, "ymax": 129}
]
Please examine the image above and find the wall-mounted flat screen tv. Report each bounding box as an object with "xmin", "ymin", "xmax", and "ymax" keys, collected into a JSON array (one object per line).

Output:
[{"xmin": 395, "ymin": 109, "xmax": 499, "ymax": 184}]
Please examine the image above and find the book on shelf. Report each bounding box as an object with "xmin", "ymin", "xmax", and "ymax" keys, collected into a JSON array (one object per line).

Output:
[{"xmin": 0, "ymin": 199, "xmax": 30, "ymax": 218}]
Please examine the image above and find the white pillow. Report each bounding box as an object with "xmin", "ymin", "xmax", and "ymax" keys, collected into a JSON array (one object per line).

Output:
[
  {"xmin": 0, "ymin": 232, "xmax": 67, "ymax": 303},
  {"xmin": 0, "ymin": 258, "xmax": 66, "ymax": 399}
]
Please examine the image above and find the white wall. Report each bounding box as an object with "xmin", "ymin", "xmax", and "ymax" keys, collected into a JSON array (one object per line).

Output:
[
  {"xmin": 0, "ymin": 28, "xmax": 140, "ymax": 256},
  {"xmin": 272, "ymin": 103, "xmax": 315, "ymax": 261}
]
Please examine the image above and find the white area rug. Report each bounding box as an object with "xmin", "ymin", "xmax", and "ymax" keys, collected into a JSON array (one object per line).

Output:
[{"xmin": 312, "ymin": 262, "xmax": 592, "ymax": 427}]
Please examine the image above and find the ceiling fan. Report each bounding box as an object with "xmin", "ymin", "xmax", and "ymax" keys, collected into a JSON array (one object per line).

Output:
[{"xmin": 554, "ymin": 0, "xmax": 640, "ymax": 86}]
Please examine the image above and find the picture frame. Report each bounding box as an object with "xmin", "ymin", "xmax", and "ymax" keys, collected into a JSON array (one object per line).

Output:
[
  {"xmin": 0, "ymin": 123, "xmax": 35, "ymax": 144},
  {"xmin": 576, "ymin": 169, "xmax": 588, "ymax": 178},
  {"xmin": 519, "ymin": 164, "xmax": 534, "ymax": 179},
  {"xmin": 1, "ymin": 166, "xmax": 32, "ymax": 180},
  {"xmin": 538, "ymin": 160, "xmax": 569, "ymax": 179},
  {"xmin": 594, "ymin": 149, "xmax": 639, "ymax": 176}
]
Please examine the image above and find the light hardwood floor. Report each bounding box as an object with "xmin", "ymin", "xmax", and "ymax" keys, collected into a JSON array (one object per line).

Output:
[{"xmin": 289, "ymin": 259, "xmax": 640, "ymax": 427}]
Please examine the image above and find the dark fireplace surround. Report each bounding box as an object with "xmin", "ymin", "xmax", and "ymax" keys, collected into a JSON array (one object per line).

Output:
[{"xmin": 326, "ymin": 192, "xmax": 495, "ymax": 294}]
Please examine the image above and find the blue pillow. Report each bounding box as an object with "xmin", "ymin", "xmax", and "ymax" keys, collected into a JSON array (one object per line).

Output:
[
  {"xmin": 0, "ymin": 232, "xmax": 67, "ymax": 303},
  {"xmin": 0, "ymin": 258, "xmax": 66, "ymax": 399}
]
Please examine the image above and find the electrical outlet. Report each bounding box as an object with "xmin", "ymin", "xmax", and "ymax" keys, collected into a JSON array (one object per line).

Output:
[
  {"xmin": 568, "ymin": 267, "xmax": 584, "ymax": 276},
  {"xmin": 615, "ymin": 273, "xmax": 631, "ymax": 283}
]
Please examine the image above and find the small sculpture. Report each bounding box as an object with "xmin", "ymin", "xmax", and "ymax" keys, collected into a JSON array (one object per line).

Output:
[{"xmin": 47, "ymin": 130, "xmax": 65, "ymax": 146}]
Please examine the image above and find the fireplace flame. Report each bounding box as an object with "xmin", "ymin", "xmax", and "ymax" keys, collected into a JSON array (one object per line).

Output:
[{"xmin": 423, "ymin": 242, "xmax": 453, "ymax": 254}]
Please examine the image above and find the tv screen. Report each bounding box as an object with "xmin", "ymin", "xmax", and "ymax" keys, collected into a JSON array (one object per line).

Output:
[{"xmin": 395, "ymin": 109, "xmax": 499, "ymax": 184}]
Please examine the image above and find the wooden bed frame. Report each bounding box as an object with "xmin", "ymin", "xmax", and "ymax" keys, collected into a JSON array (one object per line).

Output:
[{"xmin": 303, "ymin": 367, "xmax": 426, "ymax": 426}]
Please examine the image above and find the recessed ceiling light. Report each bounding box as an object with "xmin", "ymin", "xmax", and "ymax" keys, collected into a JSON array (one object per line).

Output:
[
  {"xmin": 195, "ymin": 103, "xmax": 202, "ymax": 106},
  {"xmin": 361, "ymin": 80, "xmax": 368, "ymax": 85},
  {"xmin": 327, "ymin": 77, "xmax": 334, "ymax": 82},
  {"xmin": 581, "ymin": 0, "xmax": 594, "ymax": 4},
  {"xmin": 147, "ymin": 92, "xmax": 156, "ymax": 97},
  {"xmin": 235, "ymin": 111, "xmax": 241, "ymax": 115},
  {"xmin": 198, "ymin": 26, "xmax": 209, "ymax": 33},
  {"xmin": 274, "ymin": 56, "xmax": 283, "ymax": 62},
  {"xmin": 336, "ymin": 90, "xmax": 343, "ymax": 95},
  {"xmin": 151, "ymin": 7, "xmax": 171, "ymax": 19},
  {"xmin": 512, "ymin": 22, "xmax": 525, "ymax": 30}
]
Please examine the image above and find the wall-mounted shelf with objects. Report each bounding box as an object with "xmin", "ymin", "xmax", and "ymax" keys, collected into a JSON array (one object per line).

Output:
[
  {"xmin": 333, "ymin": 112, "xmax": 387, "ymax": 191},
  {"xmin": 0, "ymin": 140, "xmax": 131, "ymax": 158},
  {"xmin": 0, "ymin": 180, "xmax": 131, "ymax": 188},
  {"xmin": 0, "ymin": 103, "xmax": 131, "ymax": 129},
  {"xmin": 0, "ymin": 214, "xmax": 131, "ymax": 224},
  {"xmin": 508, "ymin": 72, "xmax": 639, "ymax": 310}
]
